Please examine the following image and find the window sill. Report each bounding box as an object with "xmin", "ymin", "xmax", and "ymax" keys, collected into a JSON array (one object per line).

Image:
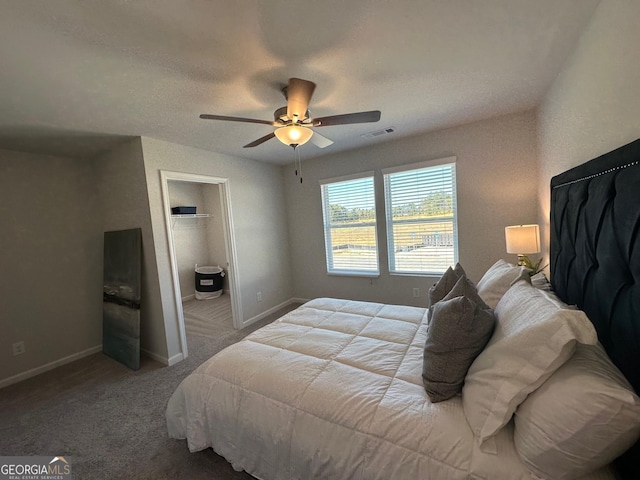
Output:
[
  {"xmin": 389, "ymin": 272, "xmax": 444, "ymax": 278},
  {"xmin": 327, "ymin": 271, "xmax": 380, "ymax": 278}
]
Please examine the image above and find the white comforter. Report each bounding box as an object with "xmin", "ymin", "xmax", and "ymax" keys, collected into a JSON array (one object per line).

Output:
[{"xmin": 166, "ymin": 298, "xmax": 615, "ymax": 480}]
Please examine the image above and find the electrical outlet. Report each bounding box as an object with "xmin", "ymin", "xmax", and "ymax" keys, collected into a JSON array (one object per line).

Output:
[
  {"xmin": 12, "ymin": 341, "xmax": 25, "ymax": 356},
  {"xmin": 257, "ymin": 292, "xmax": 262, "ymax": 302},
  {"xmin": 413, "ymin": 288, "xmax": 420, "ymax": 298}
]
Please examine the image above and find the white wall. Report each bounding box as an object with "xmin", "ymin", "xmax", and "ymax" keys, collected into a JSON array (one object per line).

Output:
[
  {"xmin": 203, "ymin": 184, "xmax": 227, "ymax": 273},
  {"xmin": 537, "ymin": 0, "xmax": 640, "ymax": 261},
  {"xmin": 285, "ymin": 110, "xmax": 539, "ymax": 306},
  {"xmin": 167, "ymin": 181, "xmax": 227, "ymax": 298},
  {"xmin": 0, "ymin": 149, "xmax": 102, "ymax": 384},
  {"xmin": 168, "ymin": 181, "xmax": 214, "ymax": 298},
  {"xmin": 140, "ymin": 137, "xmax": 294, "ymax": 362}
]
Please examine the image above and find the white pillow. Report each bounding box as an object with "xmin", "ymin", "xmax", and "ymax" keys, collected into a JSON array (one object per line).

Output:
[
  {"xmin": 462, "ymin": 280, "xmax": 598, "ymax": 446},
  {"xmin": 514, "ymin": 343, "xmax": 640, "ymax": 480},
  {"xmin": 476, "ymin": 259, "xmax": 530, "ymax": 309}
]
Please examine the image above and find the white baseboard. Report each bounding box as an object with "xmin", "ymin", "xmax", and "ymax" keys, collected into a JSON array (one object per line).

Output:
[
  {"xmin": 0, "ymin": 345, "xmax": 102, "ymax": 390},
  {"xmin": 166, "ymin": 352, "xmax": 184, "ymax": 366},
  {"xmin": 0, "ymin": 344, "xmax": 179, "ymax": 389},
  {"xmin": 241, "ymin": 297, "xmax": 304, "ymax": 328},
  {"xmin": 141, "ymin": 347, "xmax": 181, "ymax": 366},
  {"xmin": 140, "ymin": 348, "xmax": 172, "ymax": 366}
]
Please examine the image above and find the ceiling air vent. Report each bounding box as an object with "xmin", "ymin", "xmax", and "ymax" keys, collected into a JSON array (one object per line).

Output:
[{"xmin": 361, "ymin": 127, "xmax": 396, "ymax": 139}]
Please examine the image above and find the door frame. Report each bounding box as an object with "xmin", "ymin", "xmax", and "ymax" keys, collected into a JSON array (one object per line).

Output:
[{"xmin": 160, "ymin": 170, "xmax": 242, "ymax": 358}]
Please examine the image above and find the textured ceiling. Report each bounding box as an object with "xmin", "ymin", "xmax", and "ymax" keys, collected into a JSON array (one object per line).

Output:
[{"xmin": 0, "ymin": 0, "xmax": 600, "ymax": 165}]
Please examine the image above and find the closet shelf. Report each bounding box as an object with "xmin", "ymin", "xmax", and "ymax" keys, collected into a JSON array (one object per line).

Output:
[
  {"xmin": 171, "ymin": 214, "xmax": 211, "ymax": 219},
  {"xmin": 171, "ymin": 213, "xmax": 211, "ymax": 228}
]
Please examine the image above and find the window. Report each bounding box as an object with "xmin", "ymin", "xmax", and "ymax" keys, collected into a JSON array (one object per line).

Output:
[
  {"xmin": 320, "ymin": 172, "xmax": 379, "ymax": 275},
  {"xmin": 383, "ymin": 158, "xmax": 458, "ymax": 275}
]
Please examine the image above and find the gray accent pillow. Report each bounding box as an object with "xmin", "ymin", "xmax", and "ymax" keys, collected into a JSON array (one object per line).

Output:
[
  {"xmin": 428, "ymin": 266, "xmax": 460, "ymax": 319},
  {"xmin": 443, "ymin": 274, "xmax": 487, "ymax": 309},
  {"xmin": 422, "ymin": 293, "xmax": 496, "ymax": 403},
  {"xmin": 453, "ymin": 262, "xmax": 467, "ymax": 279}
]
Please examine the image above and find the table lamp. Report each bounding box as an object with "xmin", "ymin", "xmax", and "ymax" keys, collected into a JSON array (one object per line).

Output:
[{"xmin": 505, "ymin": 224, "xmax": 544, "ymax": 273}]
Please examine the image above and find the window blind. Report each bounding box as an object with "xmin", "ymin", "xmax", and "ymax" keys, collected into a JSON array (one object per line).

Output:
[
  {"xmin": 320, "ymin": 174, "xmax": 379, "ymax": 275},
  {"xmin": 384, "ymin": 162, "xmax": 457, "ymax": 274}
]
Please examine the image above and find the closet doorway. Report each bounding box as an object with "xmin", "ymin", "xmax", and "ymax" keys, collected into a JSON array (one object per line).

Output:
[{"xmin": 160, "ymin": 171, "xmax": 241, "ymax": 359}]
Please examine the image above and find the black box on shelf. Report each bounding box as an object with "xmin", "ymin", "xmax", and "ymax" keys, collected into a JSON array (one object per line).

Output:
[{"xmin": 171, "ymin": 206, "xmax": 197, "ymax": 215}]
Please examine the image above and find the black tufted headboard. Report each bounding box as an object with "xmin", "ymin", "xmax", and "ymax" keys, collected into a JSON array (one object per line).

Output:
[{"xmin": 550, "ymin": 137, "xmax": 640, "ymax": 479}]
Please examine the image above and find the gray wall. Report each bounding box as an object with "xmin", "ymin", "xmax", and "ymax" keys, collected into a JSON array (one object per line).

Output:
[
  {"xmin": 0, "ymin": 149, "xmax": 102, "ymax": 384},
  {"xmin": 0, "ymin": 135, "xmax": 296, "ymax": 383},
  {"xmin": 0, "ymin": 138, "xmax": 172, "ymax": 386},
  {"xmin": 537, "ymin": 0, "xmax": 640, "ymax": 263},
  {"xmin": 285, "ymin": 109, "xmax": 539, "ymax": 306},
  {"xmin": 96, "ymin": 138, "xmax": 168, "ymax": 362},
  {"xmin": 6, "ymin": 0, "xmax": 637, "ymax": 383},
  {"xmin": 140, "ymin": 136, "xmax": 294, "ymax": 363}
]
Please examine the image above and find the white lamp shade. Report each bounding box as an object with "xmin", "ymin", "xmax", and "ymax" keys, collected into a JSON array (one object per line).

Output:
[
  {"xmin": 505, "ymin": 224, "xmax": 540, "ymax": 254},
  {"xmin": 274, "ymin": 125, "xmax": 313, "ymax": 146}
]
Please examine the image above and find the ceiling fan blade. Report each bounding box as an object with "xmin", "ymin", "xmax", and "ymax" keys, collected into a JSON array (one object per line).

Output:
[
  {"xmin": 286, "ymin": 78, "xmax": 316, "ymax": 122},
  {"xmin": 312, "ymin": 110, "xmax": 381, "ymax": 127},
  {"xmin": 309, "ymin": 131, "xmax": 334, "ymax": 149},
  {"xmin": 200, "ymin": 114, "xmax": 275, "ymax": 126},
  {"xmin": 243, "ymin": 132, "xmax": 275, "ymax": 148}
]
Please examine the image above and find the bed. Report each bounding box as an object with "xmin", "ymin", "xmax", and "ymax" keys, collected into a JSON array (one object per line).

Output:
[{"xmin": 166, "ymin": 138, "xmax": 640, "ymax": 480}]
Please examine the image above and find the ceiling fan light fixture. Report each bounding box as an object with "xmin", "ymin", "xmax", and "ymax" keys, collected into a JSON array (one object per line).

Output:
[
  {"xmin": 274, "ymin": 124, "xmax": 313, "ymax": 147},
  {"xmin": 200, "ymin": 77, "xmax": 381, "ymax": 149}
]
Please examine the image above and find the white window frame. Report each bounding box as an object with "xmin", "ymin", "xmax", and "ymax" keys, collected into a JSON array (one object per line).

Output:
[
  {"xmin": 319, "ymin": 171, "xmax": 379, "ymax": 276},
  {"xmin": 383, "ymin": 157, "xmax": 458, "ymax": 276}
]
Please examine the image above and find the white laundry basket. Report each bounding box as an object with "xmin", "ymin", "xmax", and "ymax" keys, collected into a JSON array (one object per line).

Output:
[{"xmin": 194, "ymin": 265, "xmax": 225, "ymax": 300}]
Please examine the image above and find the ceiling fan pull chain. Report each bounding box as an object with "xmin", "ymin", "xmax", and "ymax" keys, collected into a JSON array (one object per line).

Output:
[
  {"xmin": 298, "ymin": 148, "xmax": 303, "ymax": 183},
  {"xmin": 292, "ymin": 144, "xmax": 299, "ymax": 177}
]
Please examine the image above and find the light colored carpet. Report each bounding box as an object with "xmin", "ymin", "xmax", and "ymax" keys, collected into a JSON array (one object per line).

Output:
[{"xmin": 0, "ymin": 301, "xmax": 301, "ymax": 480}]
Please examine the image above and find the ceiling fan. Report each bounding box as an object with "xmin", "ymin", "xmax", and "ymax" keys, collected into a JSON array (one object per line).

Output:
[{"xmin": 200, "ymin": 78, "xmax": 381, "ymax": 149}]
